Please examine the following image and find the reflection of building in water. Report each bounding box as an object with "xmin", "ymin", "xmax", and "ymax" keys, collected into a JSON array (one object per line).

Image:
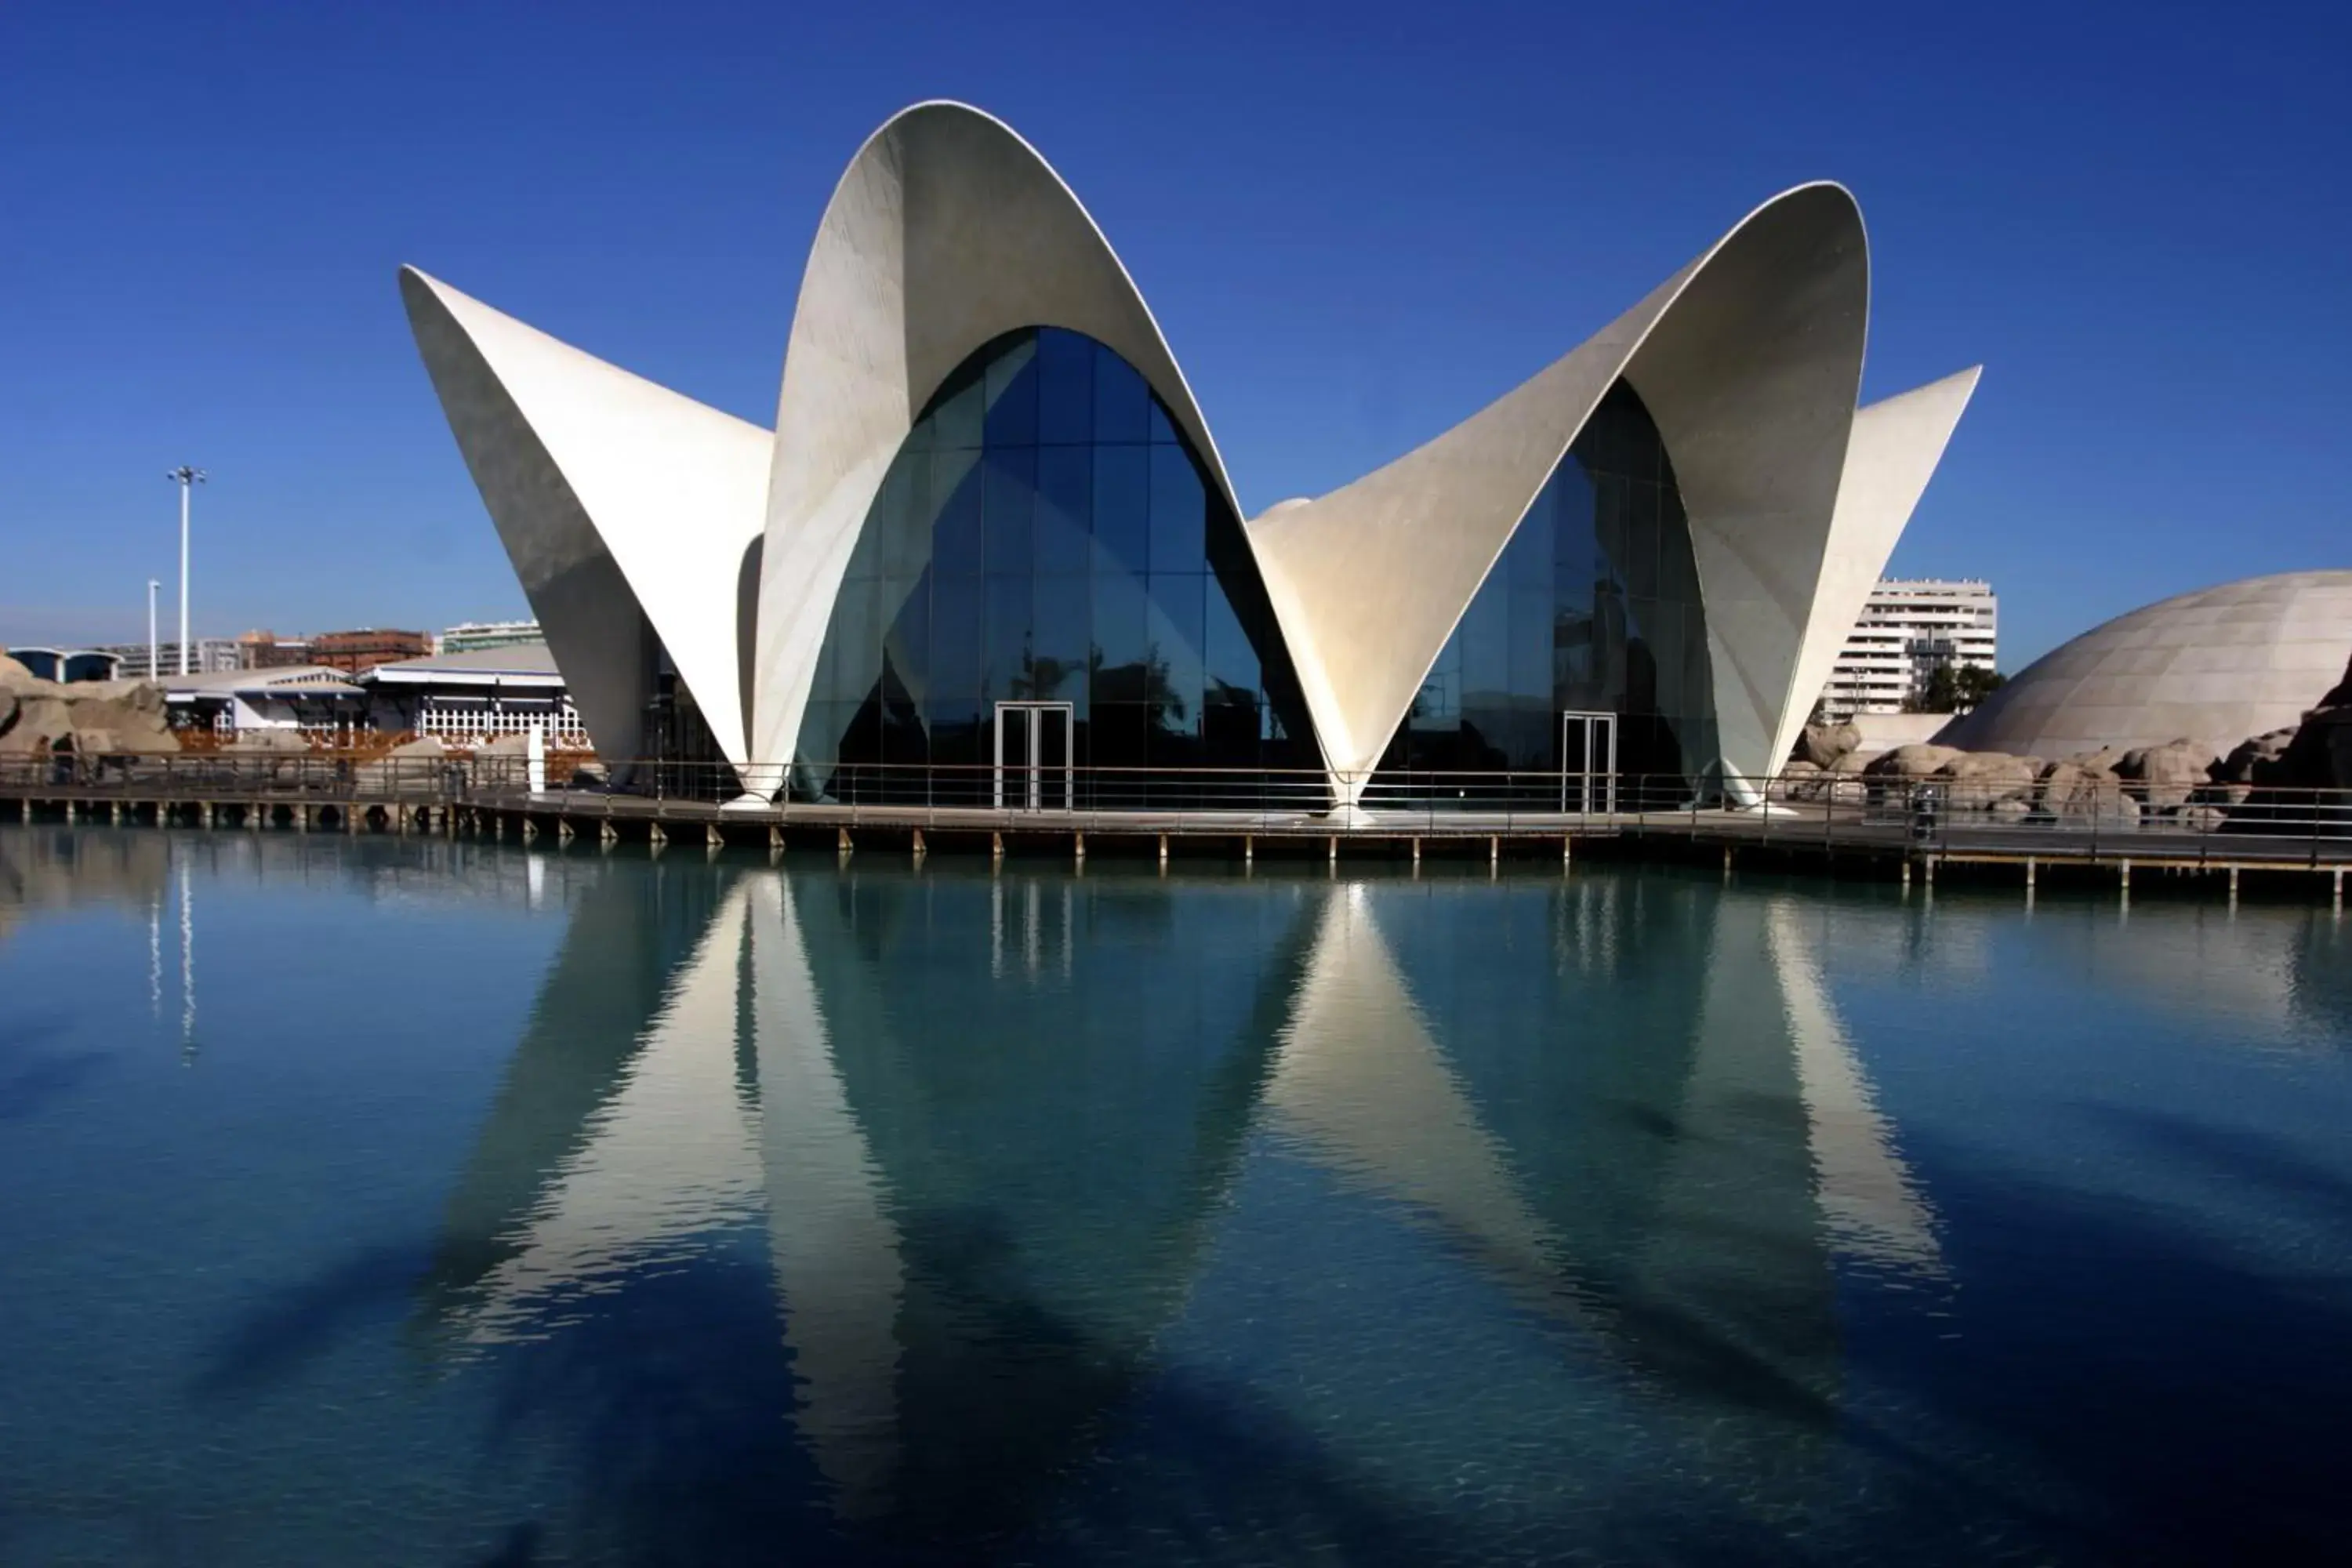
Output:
[
  {"xmin": 414, "ymin": 862, "xmax": 1310, "ymax": 1535},
  {"xmin": 1268, "ymin": 877, "xmax": 1943, "ymax": 1421},
  {"xmin": 0, "ymin": 828, "xmax": 172, "ymax": 942}
]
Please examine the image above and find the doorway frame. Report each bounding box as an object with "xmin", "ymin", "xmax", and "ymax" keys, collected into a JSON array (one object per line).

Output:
[{"xmin": 993, "ymin": 700, "xmax": 1076, "ymax": 811}]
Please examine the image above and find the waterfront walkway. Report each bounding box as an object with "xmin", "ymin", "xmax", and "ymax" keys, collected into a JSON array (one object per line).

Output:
[{"xmin": 6, "ymin": 761, "xmax": 2347, "ymax": 904}]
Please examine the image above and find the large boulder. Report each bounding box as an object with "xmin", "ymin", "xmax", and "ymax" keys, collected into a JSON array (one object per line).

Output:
[
  {"xmin": 1793, "ymin": 721, "xmax": 1862, "ymax": 771},
  {"xmin": 1864, "ymin": 743, "xmax": 1965, "ymax": 779},
  {"xmin": 0, "ymin": 653, "xmax": 38, "ymax": 690},
  {"xmin": 63, "ymin": 688, "xmax": 178, "ymax": 753},
  {"xmin": 2038, "ymin": 760, "xmax": 2138, "ymax": 825},
  {"xmin": 2115, "ymin": 739, "xmax": 2219, "ymax": 810},
  {"xmin": 0, "ymin": 695, "xmax": 74, "ymax": 755},
  {"xmin": 2228, "ymin": 652, "xmax": 2352, "ymax": 835},
  {"xmin": 1933, "ymin": 750, "xmax": 2042, "ymax": 809},
  {"xmin": 1773, "ymin": 758, "xmax": 1824, "ymax": 801}
]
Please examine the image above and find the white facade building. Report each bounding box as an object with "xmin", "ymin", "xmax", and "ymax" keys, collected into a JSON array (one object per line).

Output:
[
  {"xmin": 403, "ymin": 100, "xmax": 1980, "ymax": 804},
  {"xmin": 1818, "ymin": 579, "xmax": 1997, "ymax": 718},
  {"xmin": 363, "ymin": 643, "xmax": 589, "ymax": 746}
]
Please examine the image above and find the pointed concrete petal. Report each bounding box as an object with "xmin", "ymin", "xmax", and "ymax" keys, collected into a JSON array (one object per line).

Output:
[
  {"xmin": 1775, "ymin": 365, "xmax": 1981, "ymax": 770},
  {"xmin": 401, "ymin": 267, "xmax": 771, "ymax": 768}
]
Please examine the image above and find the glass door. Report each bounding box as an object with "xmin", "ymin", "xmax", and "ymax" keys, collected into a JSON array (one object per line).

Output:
[
  {"xmin": 994, "ymin": 702, "xmax": 1074, "ymax": 810},
  {"xmin": 1560, "ymin": 710, "xmax": 1618, "ymax": 815}
]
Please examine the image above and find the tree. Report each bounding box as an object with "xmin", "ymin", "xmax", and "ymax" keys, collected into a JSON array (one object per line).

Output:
[{"xmin": 1907, "ymin": 662, "xmax": 2005, "ymax": 714}]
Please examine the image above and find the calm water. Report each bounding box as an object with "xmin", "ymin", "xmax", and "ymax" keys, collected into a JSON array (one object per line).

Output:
[{"xmin": 2, "ymin": 829, "xmax": 2350, "ymax": 1565}]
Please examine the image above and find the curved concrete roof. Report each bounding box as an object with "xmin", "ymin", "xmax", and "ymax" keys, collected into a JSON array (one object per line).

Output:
[
  {"xmin": 1936, "ymin": 569, "xmax": 2352, "ymax": 759},
  {"xmin": 401, "ymin": 270, "xmax": 771, "ymax": 767},
  {"xmin": 746, "ymin": 101, "xmax": 1246, "ymax": 787},
  {"xmin": 402, "ymin": 99, "xmax": 1978, "ymax": 804},
  {"xmin": 1246, "ymin": 184, "xmax": 1971, "ymax": 799}
]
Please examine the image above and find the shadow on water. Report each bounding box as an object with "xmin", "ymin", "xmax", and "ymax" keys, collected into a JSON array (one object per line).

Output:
[
  {"xmin": 188, "ymin": 1243, "xmax": 434, "ymax": 1398},
  {"xmin": 1871, "ymin": 1130, "xmax": 2352, "ymax": 1561}
]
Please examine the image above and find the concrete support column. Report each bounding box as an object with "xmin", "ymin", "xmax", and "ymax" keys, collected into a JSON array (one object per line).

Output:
[
  {"xmin": 1073, "ymin": 831, "xmax": 1085, "ymax": 864},
  {"xmin": 1243, "ymin": 833, "xmax": 1254, "ymax": 869},
  {"xmin": 912, "ymin": 827, "xmax": 926, "ymax": 862}
]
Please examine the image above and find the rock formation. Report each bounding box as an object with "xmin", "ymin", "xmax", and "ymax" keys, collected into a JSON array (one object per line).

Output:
[{"xmin": 0, "ymin": 657, "xmax": 179, "ymax": 757}]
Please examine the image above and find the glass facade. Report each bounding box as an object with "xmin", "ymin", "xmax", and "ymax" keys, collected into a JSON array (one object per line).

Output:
[
  {"xmin": 1370, "ymin": 380, "xmax": 1719, "ymax": 804},
  {"xmin": 793, "ymin": 328, "xmax": 1319, "ymax": 806}
]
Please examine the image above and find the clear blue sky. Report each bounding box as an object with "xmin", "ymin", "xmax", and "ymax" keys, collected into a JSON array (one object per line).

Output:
[{"xmin": 4, "ymin": 0, "xmax": 2347, "ymax": 667}]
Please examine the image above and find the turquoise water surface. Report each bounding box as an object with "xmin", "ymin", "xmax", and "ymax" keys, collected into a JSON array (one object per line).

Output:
[{"xmin": 2, "ymin": 827, "xmax": 2348, "ymax": 1564}]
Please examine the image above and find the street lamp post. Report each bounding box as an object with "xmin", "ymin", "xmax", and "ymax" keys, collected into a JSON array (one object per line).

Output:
[
  {"xmin": 166, "ymin": 466, "xmax": 207, "ymax": 675},
  {"xmin": 147, "ymin": 579, "xmax": 160, "ymax": 680}
]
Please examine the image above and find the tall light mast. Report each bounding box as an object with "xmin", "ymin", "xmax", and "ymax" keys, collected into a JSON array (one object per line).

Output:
[
  {"xmin": 147, "ymin": 578, "xmax": 161, "ymax": 679},
  {"xmin": 166, "ymin": 466, "xmax": 207, "ymax": 674}
]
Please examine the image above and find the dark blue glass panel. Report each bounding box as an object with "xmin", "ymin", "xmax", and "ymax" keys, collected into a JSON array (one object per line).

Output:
[
  {"xmin": 984, "ymin": 575, "xmax": 1031, "ymax": 702},
  {"xmin": 1091, "ymin": 343, "xmax": 1150, "ymax": 444},
  {"xmin": 882, "ymin": 573, "xmax": 928, "ymax": 699},
  {"xmin": 1510, "ymin": 588, "xmax": 1551, "ymax": 708},
  {"xmin": 1593, "ymin": 474, "xmax": 1628, "ymax": 592},
  {"xmin": 927, "ymin": 696, "xmax": 985, "ymax": 770},
  {"xmin": 1036, "ymin": 328, "xmax": 1094, "ymax": 445},
  {"xmin": 1087, "ymin": 702, "xmax": 1149, "ymax": 774},
  {"xmin": 1459, "ymin": 592, "xmax": 1509, "ymax": 708},
  {"xmin": 932, "ymin": 449, "xmax": 985, "ymax": 579},
  {"xmin": 933, "ymin": 371, "xmax": 983, "ymax": 450},
  {"xmin": 984, "ymin": 446, "xmax": 1036, "ymax": 577},
  {"xmin": 1202, "ymin": 588, "xmax": 1259, "ymax": 710},
  {"xmin": 1033, "ymin": 446, "xmax": 1091, "ymax": 577},
  {"xmin": 875, "ymin": 453, "xmax": 932, "ymax": 583},
  {"xmin": 1091, "ymin": 445, "xmax": 1150, "ymax": 580},
  {"xmin": 1030, "ymin": 581, "xmax": 1090, "ymax": 709},
  {"xmin": 1090, "ymin": 569, "xmax": 1149, "ymax": 703},
  {"xmin": 1149, "ymin": 445, "xmax": 1207, "ymax": 572},
  {"xmin": 1505, "ymin": 503, "xmax": 1550, "ymax": 593},
  {"xmin": 1624, "ymin": 480, "xmax": 1661, "ymax": 601},
  {"xmin": 930, "ymin": 575, "xmax": 983, "ymax": 702},
  {"xmin": 827, "ymin": 576, "xmax": 879, "ymax": 701},
  {"xmin": 799, "ymin": 325, "xmax": 1323, "ymax": 806},
  {"xmin": 982, "ymin": 336, "xmax": 1038, "ymax": 447},
  {"xmin": 1147, "ymin": 572, "xmax": 1205, "ymax": 730}
]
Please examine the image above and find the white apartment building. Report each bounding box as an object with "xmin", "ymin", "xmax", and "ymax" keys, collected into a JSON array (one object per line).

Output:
[{"xmin": 1819, "ymin": 579, "xmax": 1997, "ymax": 717}]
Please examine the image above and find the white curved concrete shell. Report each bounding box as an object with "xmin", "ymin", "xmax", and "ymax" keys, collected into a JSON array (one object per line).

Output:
[
  {"xmin": 1935, "ymin": 570, "xmax": 2352, "ymax": 759},
  {"xmin": 746, "ymin": 101, "xmax": 1245, "ymax": 790},
  {"xmin": 401, "ymin": 269, "xmax": 771, "ymax": 768},
  {"xmin": 404, "ymin": 99, "xmax": 1980, "ymax": 808}
]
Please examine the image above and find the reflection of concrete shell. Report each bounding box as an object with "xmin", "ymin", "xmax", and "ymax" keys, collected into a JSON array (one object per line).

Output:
[
  {"xmin": 1936, "ymin": 569, "xmax": 2352, "ymax": 759},
  {"xmin": 403, "ymin": 100, "xmax": 1976, "ymax": 797}
]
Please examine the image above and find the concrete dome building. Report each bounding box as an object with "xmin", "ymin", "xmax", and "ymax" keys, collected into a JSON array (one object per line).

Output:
[{"xmin": 1936, "ymin": 570, "xmax": 2352, "ymax": 760}]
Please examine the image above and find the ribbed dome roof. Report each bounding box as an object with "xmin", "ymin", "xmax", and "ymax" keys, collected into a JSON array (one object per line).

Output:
[{"xmin": 1936, "ymin": 569, "xmax": 2352, "ymax": 758}]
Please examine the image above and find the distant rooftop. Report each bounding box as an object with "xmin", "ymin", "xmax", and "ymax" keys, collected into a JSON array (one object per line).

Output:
[{"xmin": 365, "ymin": 641, "xmax": 561, "ymax": 681}]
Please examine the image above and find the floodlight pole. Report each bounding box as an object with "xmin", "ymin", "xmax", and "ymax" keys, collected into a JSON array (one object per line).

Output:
[
  {"xmin": 147, "ymin": 579, "xmax": 160, "ymax": 678},
  {"xmin": 167, "ymin": 466, "xmax": 207, "ymax": 674}
]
